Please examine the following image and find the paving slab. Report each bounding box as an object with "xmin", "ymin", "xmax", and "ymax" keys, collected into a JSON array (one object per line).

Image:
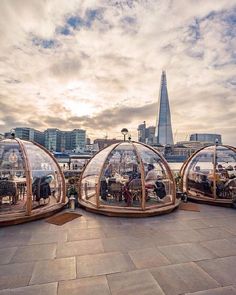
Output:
[
  {"xmin": 30, "ymin": 257, "xmax": 76, "ymax": 285},
  {"xmin": 201, "ymin": 216, "xmax": 236, "ymax": 227},
  {"xmin": 223, "ymin": 225, "xmax": 236, "ymax": 235},
  {"xmin": 149, "ymin": 220, "xmax": 191, "ymax": 231},
  {"xmin": 102, "ymin": 236, "xmax": 154, "ymax": 252},
  {"xmin": 67, "ymin": 227, "xmax": 105, "ymax": 241},
  {"xmin": 200, "ymin": 239, "xmax": 236, "ymax": 257},
  {"xmin": 0, "ymin": 232, "xmax": 32, "ymax": 248},
  {"xmin": 11, "ymin": 243, "xmax": 56, "ymax": 263},
  {"xmin": 158, "ymin": 243, "xmax": 216, "ymax": 264},
  {"xmin": 103, "ymin": 224, "xmax": 153, "ymax": 238},
  {"xmin": 184, "ymin": 219, "xmax": 209, "ymax": 229},
  {"xmin": 197, "ymin": 256, "xmax": 236, "ymax": 286},
  {"xmin": 0, "ymin": 282, "xmax": 57, "ymax": 295},
  {"xmin": 87, "ymin": 218, "xmax": 122, "ymax": 229},
  {"xmin": 152, "ymin": 229, "xmax": 205, "ymax": 246},
  {"xmin": 196, "ymin": 227, "xmax": 233, "ymax": 241},
  {"xmin": 128, "ymin": 247, "xmax": 170, "ymax": 269},
  {"xmin": 56, "ymin": 239, "xmax": 104, "ymax": 258},
  {"xmin": 150, "ymin": 262, "xmax": 219, "ymax": 295},
  {"xmin": 28, "ymin": 231, "xmax": 67, "ymax": 245},
  {"xmin": 185, "ymin": 286, "xmax": 236, "ymax": 294},
  {"xmin": 0, "ymin": 247, "xmax": 17, "ymax": 264},
  {"xmin": 0, "ymin": 262, "xmax": 34, "ymax": 290},
  {"xmin": 76, "ymin": 252, "xmax": 135, "ymax": 278},
  {"xmin": 107, "ymin": 269, "xmax": 165, "ymax": 295},
  {"xmin": 58, "ymin": 276, "xmax": 110, "ymax": 295}
]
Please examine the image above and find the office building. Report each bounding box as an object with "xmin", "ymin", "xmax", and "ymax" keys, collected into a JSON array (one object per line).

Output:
[
  {"xmin": 137, "ymin": 121, "xmax": 146, "ymax": 143},
  {"xmin": 146, "ymin": 126, "xmax": 156, "ymax": 145},
  {"xmin": 13, "ymin": 127, "xmax": 45, "ymax": 146},
  {"xmin": 94, "ymin": 138, "xmax": 122, "ymax": 150},
  {"xmin": 44, "ymin": 128, "xmax": 62, "ymax": 152},
  {"xmin": 190, "ymin": 133, "xmax": 222, "ymax": 144},
  {"xmin": 137, "ymin": 123, "xmax": 156, "ymax": 145}
]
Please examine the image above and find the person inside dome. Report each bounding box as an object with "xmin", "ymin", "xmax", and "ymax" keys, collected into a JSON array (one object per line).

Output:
[{"xmin": 145, "ymin": 163, "xmax": 166, "ymax": 202}]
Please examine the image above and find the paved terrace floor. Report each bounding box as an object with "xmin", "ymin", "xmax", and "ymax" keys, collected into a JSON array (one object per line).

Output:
[{"xmin": 0, "ymin": 203, "xmax": 236, "ymax": 295}]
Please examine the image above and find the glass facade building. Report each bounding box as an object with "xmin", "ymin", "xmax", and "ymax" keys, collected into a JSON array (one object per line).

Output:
[
  {"xmin": 44, "ymin": 129, "xmax": 62, "ymax": 152},
  {"xmin": 14, "ymin": 127, "xmax": 45, "ymax": 146},
  {"xmin": 190, "ymin": 134, "xmax": 222, "ymax": 144},
  {"xmin": 155, "ymin": 71, "xmax": 174, "ymax": 145}
]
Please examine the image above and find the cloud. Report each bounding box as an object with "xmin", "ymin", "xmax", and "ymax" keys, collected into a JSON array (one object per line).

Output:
[{"xmin": 0, "ymin": 0, "xmax": 235, "ymax": 145}]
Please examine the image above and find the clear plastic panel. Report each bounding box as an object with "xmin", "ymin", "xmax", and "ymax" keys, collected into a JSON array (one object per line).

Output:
[
  {"xmin": 81, "ymin": 144, "xmax": 117, "ymax": 206},
  {"xmin": 0, "ymin": 140, "xmax": 26, "ymax": 212},
  {"xmin": 23, "ymin": 141, "xmax": 62, "ymax": 208},
  {"xmin": 134, "ymin": 143, "xmax": 173, "ymax": 207},
  {"xmin": 184, "ymin": 146, "xmax": 214, "ymax": 198},
  {"xmin": 99, "ymin": 142, "xmax": 142, "ymax": 207},
  {"xmin": 215, "ymin": 146, "xmax": 236, "ymax": 199}
]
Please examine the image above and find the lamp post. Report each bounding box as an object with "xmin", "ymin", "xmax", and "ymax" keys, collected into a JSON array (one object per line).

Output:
[
  {"xmin": 121, "ymin": 128, "xmax": 128, "ymax": 142},
  {"xmin": 10, "ymin": 129, "xmax": 15, "ymax": 139}
]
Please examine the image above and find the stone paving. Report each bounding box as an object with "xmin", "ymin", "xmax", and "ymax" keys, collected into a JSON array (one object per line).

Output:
[{"xmin": 0, "ymin": 203, "xmax": 236, "ymax": 295}]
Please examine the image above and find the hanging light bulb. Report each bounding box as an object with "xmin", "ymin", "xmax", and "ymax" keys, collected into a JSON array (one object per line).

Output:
[{"xmin": 9, "ymin": 149, "xmax": 18, "ymax": 163}]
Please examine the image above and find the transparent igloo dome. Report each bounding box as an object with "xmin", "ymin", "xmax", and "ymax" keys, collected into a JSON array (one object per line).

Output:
[
  {"xmin": 79, "ymin": 141, "xmax": 179, "ymax": 216},
  {"xmin": 181, "ymin": 144, "xmax": 236, "ymax": 205},
  {"xmin": 0, "ymin": 138, "xmax": 66, "ymax": 225}
]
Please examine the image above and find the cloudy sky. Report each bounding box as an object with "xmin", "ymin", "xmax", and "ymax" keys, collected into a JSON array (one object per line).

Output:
[{"xmin": 0, "ymin": 0, "xmax": 235, "ymax": 144}]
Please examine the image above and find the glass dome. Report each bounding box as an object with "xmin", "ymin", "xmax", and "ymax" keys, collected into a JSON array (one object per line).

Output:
[
  {"xmin": 181, "ymin": 144, "xmax": 236, "ymax": 205},
  {"xmin": 78, "ymin": 141, "xmax": 179, "ymax": 216},
  {"xmin": 0, "ymin": 138, "xmax": 66, "ymax": 225}
]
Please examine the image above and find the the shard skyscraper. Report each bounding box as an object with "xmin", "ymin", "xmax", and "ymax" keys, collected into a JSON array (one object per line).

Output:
[{"xmin": 155, "ymin": 71, "xmax": 174, "ymax": 145}]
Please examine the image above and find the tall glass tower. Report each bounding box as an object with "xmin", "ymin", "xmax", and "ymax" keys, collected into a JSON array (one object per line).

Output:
[{"xmin": 155, "ymin": 71, "xmax": 174, "ymax": 145}]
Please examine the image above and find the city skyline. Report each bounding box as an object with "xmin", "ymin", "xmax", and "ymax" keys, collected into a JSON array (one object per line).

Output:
[{"xmin": 0, "ymin": 1, "xmax": 235, "ymax": 145}]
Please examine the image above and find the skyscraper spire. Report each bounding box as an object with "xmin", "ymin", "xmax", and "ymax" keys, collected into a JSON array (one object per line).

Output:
[{"xmin": 155, "ymin": 70, "xmax": 174, "ymax": 145}]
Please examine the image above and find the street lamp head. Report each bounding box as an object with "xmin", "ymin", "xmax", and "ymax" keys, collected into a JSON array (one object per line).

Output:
[
  {"xmin": 121, "ymin": 128, "xmax": 129, "ymax": 142},
  {"xmin": 121, "ymin": 128, "xmax": 128, "ymax": 136},
  {"xmin": 10, "ymin": 129, "xmax": 15, "ymax": 139}
]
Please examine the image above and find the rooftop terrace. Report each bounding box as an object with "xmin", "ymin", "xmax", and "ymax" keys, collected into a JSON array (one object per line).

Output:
[{"xmin": 0, "ymin": 204, "xmax": 236, "ymax": 295}]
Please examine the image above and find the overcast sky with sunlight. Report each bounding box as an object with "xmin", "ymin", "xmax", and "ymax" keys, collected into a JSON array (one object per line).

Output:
[{"xmin": 0, "ymin": 0, "xmax": 235, "ymax": 144}]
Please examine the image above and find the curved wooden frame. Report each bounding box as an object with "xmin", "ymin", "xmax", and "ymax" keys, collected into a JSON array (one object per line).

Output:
[
  {"xmin": 180, "ymin": 144, "xmax": 236, "ymax": 206},
  {"xmin": 30, "ymin": 140, "xmax": 66, "ymax": 203},
  {"xmin": 15, "ymin": 138, "xmax": 33, "ymax": 215},
  {"xmin": 78, "ymin": 141, "xmax": 179, "ymax": 217},
  {"xmin": 0, "ymin": 138, "xmax": 66, "ymax": 226}
]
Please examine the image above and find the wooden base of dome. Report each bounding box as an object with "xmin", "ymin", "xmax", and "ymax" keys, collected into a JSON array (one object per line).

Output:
[
  {"xmin": 187, "ymin": 193, "xmax": 235, "ymax": 208},
  {"xmin": 78, "ymin": 198, "xmax": 181, "ymax": 217},
  {"xmin": 0, "ymin": 203, "xmax": 67, "ymax": 226}
]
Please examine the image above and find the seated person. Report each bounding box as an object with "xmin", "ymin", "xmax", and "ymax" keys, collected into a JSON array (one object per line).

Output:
[
  {"xmin": 145, "ymin": 164, "xmax": 165, "ymax": 202},
  {"xmin": 100, "ymin": 177, "xmax": 108, "ymax": 200},
  {"xmin": 154, "ymin": 180, "xmax": 166, "ymax": 200},
  {"xmin": 145, "ymin": 164, "xmax": 158, "ymax": 186},
  {"xmin": 32, "ymin": 176, "xmax": 51, "ymax": 202},
  {"xmin": 104, "ymin": 163, "xmax": 113, "ymax": 178},
  {"xmin": 195, "ymin": 166, "xmax": 201, "ymax": 172},
  {"xmin": 217, "ymin": 164, "xmax": 224, "ymax": 172}
]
